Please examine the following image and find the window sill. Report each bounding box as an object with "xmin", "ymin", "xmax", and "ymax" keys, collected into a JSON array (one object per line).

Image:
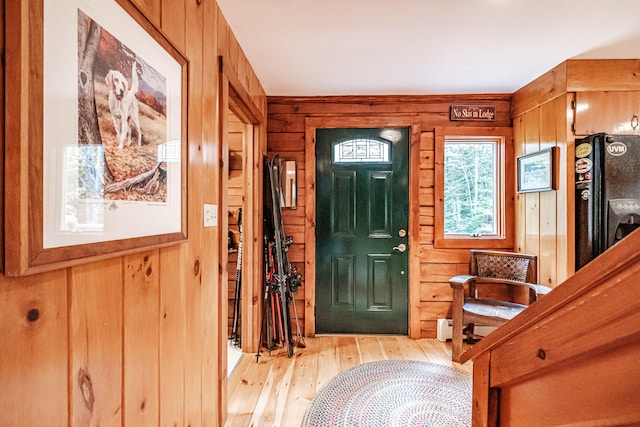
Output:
[{"xmin": 434, "ymin": 236, "xmax": 514, "ymax": 250}]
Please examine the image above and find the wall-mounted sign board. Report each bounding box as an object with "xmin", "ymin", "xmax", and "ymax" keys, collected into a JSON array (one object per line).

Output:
[{"xmin": 450, "ymin": 105, "xmax": 496, "ymax": 121}]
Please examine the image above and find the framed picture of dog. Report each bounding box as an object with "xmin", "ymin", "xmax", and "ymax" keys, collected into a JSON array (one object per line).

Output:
[{"xmin": 5, "ymin": 0, "xmax": 188, "ymax": 276}]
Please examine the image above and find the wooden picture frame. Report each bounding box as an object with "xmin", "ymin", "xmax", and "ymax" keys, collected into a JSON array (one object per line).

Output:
[
  {"xmin": 5, "ymin": 0, "xmax": 188, "ymax": 276},
  {"xmin": 517, "ymin": 147, "xmax": 557, "ymax": 193}
]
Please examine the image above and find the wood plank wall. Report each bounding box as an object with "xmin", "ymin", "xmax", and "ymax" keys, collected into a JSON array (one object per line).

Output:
[
  {"xmin": 0, "ymin": 1, "xmax": 267, "ymax": 426},
  {"xmin": 513, "ymin": 94, "xmax": 574, "ymax": 286},
  {"xmin": 267, "ymin": 95, "xmax": 512, "ymax": 338}
]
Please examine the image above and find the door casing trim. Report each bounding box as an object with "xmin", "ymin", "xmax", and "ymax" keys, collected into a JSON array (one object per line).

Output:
[{"xmin": 304, "ymin": 117, "xmax": 422, "ymax": 338}]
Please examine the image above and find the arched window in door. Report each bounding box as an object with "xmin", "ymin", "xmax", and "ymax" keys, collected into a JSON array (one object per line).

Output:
[{"xmin": 333, "ymin": 138, "xmax": 390, "ymax": 164}]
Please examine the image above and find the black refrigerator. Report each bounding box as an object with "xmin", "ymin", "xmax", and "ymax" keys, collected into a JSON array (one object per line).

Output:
[{"xmin": 575, "ymin": 133, "xmax": 640, "ymax": 270}]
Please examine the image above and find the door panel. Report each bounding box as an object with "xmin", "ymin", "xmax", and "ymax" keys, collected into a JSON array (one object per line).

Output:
[
  {"xmin": 333, "ymin": 172, "xmax": 356, "ymax": 235},
  {"xmin": 368, "ymin": 254, "xmax": 392, "ymax": 310},
  {"xmin": 316, "ymin": 128, "xmax": 409, "ymax": 334},
  {"xmin": 368, "ymin": 172, "xmax": 392, "ymax": 236},
  {"xmin": 332, "ymin": 255, "xmax": 355, "ymax": 309}
]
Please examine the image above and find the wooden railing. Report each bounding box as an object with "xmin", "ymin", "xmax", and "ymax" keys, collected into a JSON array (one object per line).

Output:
[{"xmin": 463, "ymin": 228, "xmax": 640, "ymax": 426}]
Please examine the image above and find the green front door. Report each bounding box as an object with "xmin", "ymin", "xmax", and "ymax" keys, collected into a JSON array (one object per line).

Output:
[{"xmin": 315, "ymin": 128, "xmax": 409, "ymax": 334}]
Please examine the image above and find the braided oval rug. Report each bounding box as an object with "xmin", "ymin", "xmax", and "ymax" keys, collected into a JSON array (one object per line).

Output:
[{"xmin": 302, "ymin": 360, "xmax": 472, "ymax": 427}]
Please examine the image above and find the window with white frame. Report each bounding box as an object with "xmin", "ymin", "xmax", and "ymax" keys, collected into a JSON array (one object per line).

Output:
[
  {"xmin": 434, "ymin": 127, "xmax": 513, "ymax": 249},
  {"xmin": 444, "ymin": 136, "xmax": 498, "ymax": 237}
]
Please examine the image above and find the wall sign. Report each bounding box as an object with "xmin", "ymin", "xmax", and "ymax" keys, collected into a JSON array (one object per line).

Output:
[{"xmin": 450, "ymin": 105, "xmax": 496, "ymax": 121}]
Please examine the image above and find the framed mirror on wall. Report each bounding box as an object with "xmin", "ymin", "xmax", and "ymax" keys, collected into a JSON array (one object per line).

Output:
[{"xmin": 281, "ymin": 159, "xmax": 297, "ymax": 209}]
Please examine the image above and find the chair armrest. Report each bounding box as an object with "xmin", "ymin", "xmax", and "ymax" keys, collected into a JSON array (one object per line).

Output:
[
  {"xmin": 473, "ymin": 277, "xmax": 550, "ymax": 302},
  {"xmin": 449, "ymin": 275, "xmax": 476, "ymax": 289},
  {"xmin": 531, "ymin": 284, "xmax": 552, "ymax": 296}
]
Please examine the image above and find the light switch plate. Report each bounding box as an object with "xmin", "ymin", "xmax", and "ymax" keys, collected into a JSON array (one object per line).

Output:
[{"xmin": 204, "ymin": 204, "xmax": 217, "ymax": 227}]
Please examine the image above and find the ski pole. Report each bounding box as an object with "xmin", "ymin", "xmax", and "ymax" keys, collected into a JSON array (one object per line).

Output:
[
  {"xmin": 230, "ymin": 208, "xmax": 243, "ymax": 346},
  {"xmin": 290, "ymin": 290, "xmax": 306, "ymax": 348}
]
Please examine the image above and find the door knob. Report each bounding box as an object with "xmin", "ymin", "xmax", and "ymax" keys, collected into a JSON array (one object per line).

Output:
[{"xmin": 393, "ymin": 243, "xmax": 407, "ymax": 253}]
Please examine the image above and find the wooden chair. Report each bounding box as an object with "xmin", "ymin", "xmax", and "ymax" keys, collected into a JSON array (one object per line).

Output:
[{"xmin": 449, "ymin": 250, "xmax": 550, "ymax": 362}]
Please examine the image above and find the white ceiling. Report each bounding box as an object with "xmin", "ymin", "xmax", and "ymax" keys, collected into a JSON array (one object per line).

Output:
[{"xmin": 216, "ymin": 0, "xmax": 640, "ymax": 97}]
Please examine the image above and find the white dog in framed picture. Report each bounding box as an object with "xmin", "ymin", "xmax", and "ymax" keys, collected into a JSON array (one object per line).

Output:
[{"xmin": 105, "ymin": 61, "xmax": 143, "ymax": 149}]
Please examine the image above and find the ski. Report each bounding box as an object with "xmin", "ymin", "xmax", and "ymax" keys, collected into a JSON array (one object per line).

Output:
[
  {"xmin": 256, "ymin": 154, "xmax": 303, "ymax": 360},
  {"xmin": 269, "ymin": 155, "xmax": 294, "ymax": 357}
]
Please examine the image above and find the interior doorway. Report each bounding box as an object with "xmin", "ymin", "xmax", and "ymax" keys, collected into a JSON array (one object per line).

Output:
[
  {"xmin": 225, "ymin": 109, "xmax": 250, "ymax": 370},
  {"xmin": 218, "ymin": 57, "xmax": 265, "ymax": 427}
]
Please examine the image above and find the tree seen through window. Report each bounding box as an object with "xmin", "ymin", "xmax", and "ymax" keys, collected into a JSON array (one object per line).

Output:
[{"xmin": 444, "ymin": 141, "xmax": 496, "ymax": 235}]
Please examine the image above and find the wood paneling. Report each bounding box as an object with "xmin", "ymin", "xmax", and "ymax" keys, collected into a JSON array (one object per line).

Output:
[
  {"xmin": 511, "ymin": 61, "xmax": 568, "ymax": 118},
  {"xmin": 0, "ymin": 271, "xmax": 68, "ymax": 426},
  {"xmin": 123, "ymin": 252, "xmax": 160, "ymax": 426},
  {"xmin": 501, "ymin": 340, "xmax": 640, "ymax": 426},
  {"xmin": 0, "ymin": 0, "xmax": 4, "ymax": 274},
  {"xmin": 523, "ymin": 108, "xmax": 541, "ymax": 260},
  {"xmin": 512, "ymin": 59, "xmax": 640, "ymax": 118},
  {"xmin": 131, "ymin": 0, "xmax": 160, "ymax": 25},
  {"xmin": 269, "ymin": 95, "xmax": 512, "ymax": 338},
  {"xmin": 513, "ymin": 90, "xmax": 593, "ymax": 285},
  {"xmin": 0, "ymin": 1, "xmax": 267, "ymax": 426},
  {"xmin": 161, "ymin": 0, "xmax": 186, "ymax": 50},
  {"xmin": 566, "ymin": 59, "xmax": 640, "ymax": 92},
  {"xmin": 159, "ymin": 245, "xmax": 187, "ymax": 426},
  {"xmin": 183, "ymin": 0, "xmax": 205, "ymax": 424},
  {"xmin": 559, "ymin": 94, "xmax": 575, "ymax": 277},
  {"xmin": 419, "ymin": 125, "xmax": 436, "ymax": 293},
  {"xmin": 538, "ymin": 99, "xmax": 560, "ymax": 287},
  {"xmin": 409, "ymin": 121, "xmax": 422, "ymax": 338},
  {"xmin": 70, "ymin": 259, "xmax": 123, "ymax": 426}
]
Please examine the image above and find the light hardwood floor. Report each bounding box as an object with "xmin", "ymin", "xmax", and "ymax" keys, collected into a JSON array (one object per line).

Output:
[{"xmin": 225, "ymin": 336, "xmax": 471, "ymax": 427}]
